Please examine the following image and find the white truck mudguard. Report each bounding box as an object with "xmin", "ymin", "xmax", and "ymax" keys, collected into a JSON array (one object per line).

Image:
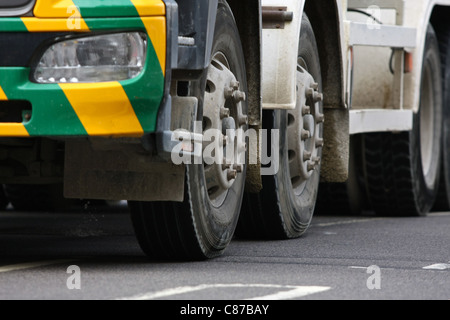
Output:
[{"xmin": 261, "ymin": 0, "xmax": 347, "ymax": 111}]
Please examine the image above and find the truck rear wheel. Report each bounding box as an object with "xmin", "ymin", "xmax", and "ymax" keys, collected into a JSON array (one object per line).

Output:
[
  {"xmin": 237, "ymin": 14, "xmax": 323, "ymax": 239},
  {"xmin": 129, "ymin": 1, "xmax": 247, "ymax": 260},
  {"xmin": 433, "ymin": 23, "xmax": 450, "ymax": 211},
  {"xmin": 442, "ymin": 35, "xmax": 450, "ymax": 211},
  {"xmin": 363, "ymin": 25, "xmax": 443, "ymax": 217},
  {"xmin": 316, "ymin": 135, "xmax": 368, "ymax": 216}
]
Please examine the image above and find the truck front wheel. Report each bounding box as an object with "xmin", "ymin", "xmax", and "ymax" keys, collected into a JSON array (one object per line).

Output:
[{"xmin": 129, "ymin": 1, "xmax": 247, "ymax": 260}]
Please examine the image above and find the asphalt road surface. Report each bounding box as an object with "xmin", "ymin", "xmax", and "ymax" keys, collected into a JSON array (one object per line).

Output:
[{"xmin": 0, "ymin": 202, "xmax": 449, "ymax": 301}]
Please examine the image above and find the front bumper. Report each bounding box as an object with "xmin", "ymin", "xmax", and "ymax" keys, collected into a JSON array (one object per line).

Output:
[{"xmin": 0, "ymin": 0, "xmax": 167, "ymax": 138}]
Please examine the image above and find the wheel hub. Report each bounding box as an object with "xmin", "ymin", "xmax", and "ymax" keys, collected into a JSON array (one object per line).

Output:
[
  {"xmin": 202, "ymin": 53, "xmax": 248, "ymax": 204},
  {"xmin": 287, "ymin": 65, "xmax": 324, "ymax": 194}
]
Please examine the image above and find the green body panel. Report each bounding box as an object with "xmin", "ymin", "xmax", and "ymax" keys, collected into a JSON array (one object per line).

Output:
[
  {"xmin": 0, "ymin": 68, "xmax": 87, "ymax": 136},
  {"xmin": 73, "ymin": 0, "xmax": 140, "ymax": 18},
  {"xmin": 122, "ymin": 53, "xmax": 164, "ymax": 134},
  {"xmin": 79, "ymin": 17, "xmax": 145, "ymax": 31},
  {"xmin": 0, "ymin": 18, "xmax": 28, "ymax": 32}
]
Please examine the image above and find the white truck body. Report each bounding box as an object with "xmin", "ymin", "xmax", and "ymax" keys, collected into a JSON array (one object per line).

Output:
[{"xmin": 261, "ymin": 0, "xmax": 450, "ymax": 134}]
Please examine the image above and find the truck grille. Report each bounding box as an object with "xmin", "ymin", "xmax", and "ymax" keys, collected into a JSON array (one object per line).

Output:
[{"xmin": 0, "ymin": 0, "xmax": 35, "ymax": 16}]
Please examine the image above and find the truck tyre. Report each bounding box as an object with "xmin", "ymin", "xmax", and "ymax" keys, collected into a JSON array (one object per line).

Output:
[
  {"xmin": 316, "ymin": 135, "xmax": 368, "ymax": 216},
  {"xmin": 363, "ymin": 25, "xmax": 443, "ymax": 217},
  {"xmin": 433, "ymin": 23, "xmax": 450, "ymax": 211},
  {"xmin": 129, "ymin": 1, "xmax": 248, "ymax": 260},
  {"xmin": 236, "ymin": 14, "xmax": 323, "ymax": 239},
  {"xmin": 433, "ymin": 156, "xmax": 449, "ymax": 211},
  {"xmin": 441, "ymin": 29, "xmax": 450, "ymax": 211}
]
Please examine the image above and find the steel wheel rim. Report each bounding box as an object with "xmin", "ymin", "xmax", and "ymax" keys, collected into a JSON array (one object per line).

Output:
[
  {"xmin": 202, "ymin": 52, "xmax": 248, "ymax": 208},
  {"xmin": 287, "ymin": 58, "xmax": 324, "ymax": 196},
  {"xmin": 420, "ymin": 58, "xmax": 436, "ymax": 189}
]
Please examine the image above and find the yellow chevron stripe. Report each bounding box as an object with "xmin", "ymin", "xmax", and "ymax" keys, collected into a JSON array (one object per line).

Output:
[
  {"xmin": 0, "ymin": 85, "xmax": 7, "ymax": 100},
  {"xmin": 34, "ymin": 0, "xmax": 82, "ymax": 18},
  {"xmin": 0, "ymin": 86, "xmax": 29, "ymax": 136},
  {"xmin": 131, "ymin": 0, "xmax": 166, "ymax": 76},
  {"xmin": 130, "ymin": 0, "xmax": 166, "ymax": 16},
  {"xmin": 0, "ymin": 124, "xmax": 30, "ymax": 137},
  {"xmin": 141, "ymin": 17, "xmax": 166, "ymax": 76},
  {"xmin": 21, "ymin": 18, "xmax": 90, "ymax": 32},
  {"xmin": 27, "ymin": 0, "xmax": 89, "ymax": 31},
  {"xmin": 59, "ymin": 82, "xmax": 144, "ymax": 137}
]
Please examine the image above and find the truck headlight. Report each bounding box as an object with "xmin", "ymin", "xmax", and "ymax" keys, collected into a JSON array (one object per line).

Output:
[{"xmin": 33, "ymin": 32, "xmax": 147, "ymax": 83}]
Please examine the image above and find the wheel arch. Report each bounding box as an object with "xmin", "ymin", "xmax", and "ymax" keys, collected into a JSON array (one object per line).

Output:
[
  {"xmin": 304, "ymin": 0, "xmax": 346, "ymax": 110},
  {"xmin": 430, "ymin": 4, "xmax": 450, "ymax": 210},
  {"xmin": 176, "ymin": 0, "xmax": 262, "ymax": 126},
  {"xmin": 227, "ymin": 0, "xmax": 262, "ymax": 128},
  {"xmin": 401, "ymin": 1, "xmax": 450, "ymax": 114},
  {"xmin": 304, "ymin": 0, "xmax": 349, "ymax": 182},
  {"xmin": 430, "ymin": 5, "xmax": 450, "ymax": 66},
  {"xmin": 226, "ymin": 0, "xmax": 264, "ymax": 193}
]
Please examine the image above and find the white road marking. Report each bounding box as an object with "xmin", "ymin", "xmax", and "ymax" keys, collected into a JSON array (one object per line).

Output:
[
  {"xmin": 0, "ymin": 260, "xmax": 74, "ymax": 273},
  {"xmin": 349, "ymin": 266, "xmax": 369, "ymax": 270},
  {"xmin": 313, "ymin": 218, "xmax": 384, "ymax": 228},
  {"xmin": 315, "ymin": 212, "xmax": 449, "ymax": 228},
  {"xmin": 246, "ymin": 286, "xmax": 331, "ymax": 300},
  {"xmin": 423, "ymin": 263, "xmax": 450, "ymax": 270},
  {"xmin": 428, "ymin": 212, "xmax": 450, "ymax": 217},
  {"xmin": 118, "ymin": 284, "xmax": 331, "ymax": 300}
]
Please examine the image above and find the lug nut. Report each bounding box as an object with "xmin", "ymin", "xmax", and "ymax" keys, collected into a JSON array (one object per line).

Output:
[
  {"xmin": 231, "ymin": 80, "xmax": 240, "ymax": 90},
  {"xmin": 222, "ymin": 162, "xmax": 232, "ymax": 170},
  {"xmin": 306, "ymin": 88, "xmax": 314, "ymax": 99},
  {"xmin": 233, "ymin": 90, "xmax": 246, "ymax": 103},
  {"xmin": 302, "ymin": 105, "xmax": 311, "ymax": 116},
  {"xmin": 316, "ymin": 138, "xmax": 324, "ymax": 148},
  {"xmin": 316, "ymin": 113, "xmax": 325, "ymax": 123},
  {"xmin": 220, "ymin": 108, "xmax": 230, "ymax": 119},
  {"xmin": 311, "ymin": 82, "xmax": 319, "ymax": 90},
  {"xmin": 224, "ymin": 87, "xmax": 234, "ymax": 99},
  {"xmin": 313, "ymin": 92, "xmax": 323, "ymax": 103},
  {"xmin": 307, "ymin": 161, "xmax": 316, "ymax": 172},
  {"xmin": 239, "ymin": 115, "xmax": 249, "ymax": 126},
  {"xmin": 312, "ymin": 156, "xmax": 321, "ymax": 164},
  {"xmin": 303, "ymin": 151, "xmax": 312, "ymax": 161},
  {"xmin": 227, "ymin": 169, "xmax": 238, "ymax": 181},
  {"xmin": 301, "ymin": 129, "xmax": 310, "ymax": 141},
  {"xmin": 233, "ymin": 164, "xmax": 244, "ymax": 173}
]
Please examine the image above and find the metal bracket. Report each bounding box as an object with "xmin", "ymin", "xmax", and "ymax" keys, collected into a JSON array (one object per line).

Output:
[{"xmin": 262, "ymin": 6, "xmax": 293, "ymax": 29}]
